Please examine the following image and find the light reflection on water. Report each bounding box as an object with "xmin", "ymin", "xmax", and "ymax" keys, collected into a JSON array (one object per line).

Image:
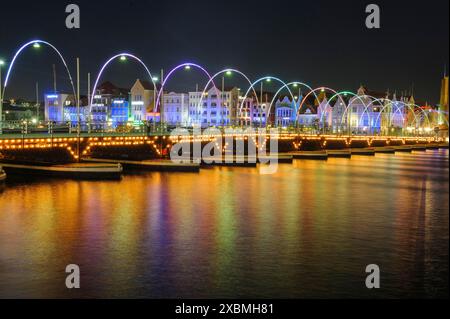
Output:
[{"xmin": 0, "ymin": 150, "xmax": 448, "ymax": 298}]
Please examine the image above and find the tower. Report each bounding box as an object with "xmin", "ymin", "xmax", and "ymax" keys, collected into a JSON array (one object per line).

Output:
[{"xmin": 439, "ymin": 74, "xmax": 449, "ymax": 128}]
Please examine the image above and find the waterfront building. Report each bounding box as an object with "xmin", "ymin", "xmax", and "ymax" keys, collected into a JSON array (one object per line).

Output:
[
  {"xmin": 328, "ymin": 86, "xmax": 437, "ymax": 135},
  {"xmin": 316, "ymin": 91, "xmax": 333, "ymax": 129},
  {"xmin": 162, "ymin": 92, "xmax": 189, "ymax": 126},
  {"xmin": 252, "ymin": 92, "xmax": 274, "ymax": 126},
  {"xmin": 275, "ymin": 96, "xmax": 297, "ymax": 127},
  {"xmin": 130, "ymin": 79, "xmax": 156, "ymax": 122},
  {"xmin": 345, "ymin": 86, "xmax": 382, "ymax": 133},
  {"xmin": 381, "ymin": 93, "xmax": 431, "ymax": 134},
  {"xmin": 110, "ymin": 98, "xmax": 129, "ymax": 127},
  {"xmin": 236, "ymin": 92, "xmax": 276, "ymax": 127},
  {"xmin": 63, "ymin": 105, "xmax": 89, "ymax": 124},
  {"xmin": 45, "ymin": 93, "xmax": 70, "ymax": 122},
  {"xmin": 329, "ymin": 96, "xmax": 348, "ymax": 133},
  {"xmin": 274, "ymin": 94, "xmax": 320, "ymax": 128},
  {"xmin": 237, "ymin": 95, "xmax": 254, "ymax": 126},
  {"xmin": 188, "ymin": 86, "xmax": 239, "ymax": 127},
  {"xmin": 328, "ymin": 86, "xmax": 414, "ymax": 134},
  {"xmin": 44, "ymin": 93, "xmax": 89, "ymax": 125},
  {"xmin": 44, "ymin": 93, "xmax": 89, "ymax": 124},
  {"xmin": 381, "ymin": 93, "xmax": 399, "ymax": 133},
  {"xmin": 298, "ymin": 107, "xmax": 318, "ymax": 128},
  {"xmin": 91, "ymin": 81, "xmax": 129, "ymax": 126},
  {"xmin": 41, "ymin": 80, "xmax": 442, "ymax": 133}
]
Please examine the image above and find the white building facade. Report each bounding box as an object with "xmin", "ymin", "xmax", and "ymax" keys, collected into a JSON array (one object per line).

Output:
[
  {"xmin": 163, "ymin": 92, "xmax": 189, "ymax": 126},
  {"xmin": 188, "ymin": 86, "xmax": 239, "ymax": 127}
]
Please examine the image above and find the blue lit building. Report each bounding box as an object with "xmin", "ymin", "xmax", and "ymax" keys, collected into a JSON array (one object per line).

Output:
[
  {"xmin": 44, "ymin": 93, "xmax": 88, "ymax": 124},
  {"xmin": 275, "ymin": 96, "xmax": 297, "ymax": 127},
  {"xmin": 91, "ymin": 82, "xmax": 130, "ymax": 127},
  {"xmin": 45, "ymin": 93, "xmax": 68, "ymax": 122},
  {"xmin": 110, "ymin": 99, "xmax": 129, "ymax": 127},
  {"xmin": 64, "ymin": 106, "xmax": 88, "ymax": 124}
]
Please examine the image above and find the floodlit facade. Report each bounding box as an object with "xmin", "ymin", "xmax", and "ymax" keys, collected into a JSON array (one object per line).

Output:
[
  {"xmin": 43, "ymin": 82, "xmax": 440, "ymax": 133},
  {"xmin": 44, "ymin": 93, "xmax": 88, "ymax": 124},
  {"xmin": 163, "ymin": 92, "xmax": 189, "ymax": 126},
  {"xmin": 275, "ymin": 96, "xmax": 297, "ymax": 127},
  {"xmin": 252, "ymin": 92, "xmax": 274, "ymax": 126},
  {"xmin": 274, "ymin": 95, "xmax": 320, "ymax": 128},
  {"xmin": 91, "ymin": 81, "xmax": 129, "ymax": 126},
  {"xmin": 110, "ymin": 98, "xmax": 129, "ymax": 126},
  {"xmin": 237, "ymin": 96, "xmax": 254, "ymax": 126},
  {"xmin": 130, "ymin": 79, "xmax": 156, "ymax": 122},
  {"xmin": 188, "ymin": 86, "xmax": 239, "ymax": 127}
]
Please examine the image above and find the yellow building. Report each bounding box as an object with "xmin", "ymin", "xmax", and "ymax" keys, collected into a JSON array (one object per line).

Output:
[{"xmin": 439, "ymin": 75, "xmax": 449, "ymax": 128}]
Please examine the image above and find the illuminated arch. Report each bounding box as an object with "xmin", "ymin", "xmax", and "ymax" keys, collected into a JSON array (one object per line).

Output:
[
  {"xmin": 355, "ymin": 96, "xmax": 405, "ymax": 131},
  {"xmin": 391, "ymin": 106, "xmax": 406, "ymax": 127},
  {"xmin": 2, "ymin": 39, "xmax": 76, "ymax": 100},
  {"xmin": 374, "ymin": 101, "xmax": 399, "ymax": 129},
  {"xmin": 297, "ymin": 87, "xmax": 347, "ymax": 127},
  {"xmin": 267, "ymin": 81, "xmax": 316, "ymax": 126},
  {"xmin": 198, "ymin": 68, "xmax": 260, "ymax": 125},
  {"xmin": 410, "ymin": 105, "xmax": 431, "ymax": 127},
  {"xmin": 318, "ymin": 91, "xmax": 364, "ymax": 125},
  {"xmin": 238, "ymin": 76, "xmax": 296, "ymax": 126},
  {"xmin": 356, "ymin": 95, "xmax": 384, "ymax": 128},
  {"xmin": 90, "ymin": 53, "xmax": 157, "ymax": 114},
  {"xmin": 338, "ymin": 93, "xmax": 375, "ymax": 128},
  {"xmin": 373, "ymin": 101, "xmax": 419, "ymax": 129},
  {"xmin": 154, "ymin": 62, "xmax": 216, "ymax": 113}
]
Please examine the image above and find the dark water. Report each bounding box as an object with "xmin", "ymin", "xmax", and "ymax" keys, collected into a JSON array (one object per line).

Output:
[{"xmin": 0, "ymin": 150, "xmax": 448, "ymax": 298}]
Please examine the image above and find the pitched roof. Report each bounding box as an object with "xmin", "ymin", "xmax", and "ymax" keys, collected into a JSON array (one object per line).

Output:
[
  {"xmin": 140, "ymin": 80, "xmax": 154, "ymax": 90},
  {"xmin": 97, "ymin": 81, "xmax": 129, "ymax": 96}
]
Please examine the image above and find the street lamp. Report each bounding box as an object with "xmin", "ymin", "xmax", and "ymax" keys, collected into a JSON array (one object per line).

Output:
[
  {"xmin": 259, "ymin": 79, "xmax": 272, "ymax": 127},
  {"xmin": 152, "ymin": 76, "xmax": 159, "ymax": 122},
  {"xmin": 119, "ymin": 55, "xmax": 127, "ymax": 61},
  {"xmin": 184, "ymin": 65, "xmax": 191, "ymax": 70},
  {"xmin": 33, "ymin": 43, "xmax": 41, "ymax": 49},
  {"xmin": 0, "ymin": 59, "xmax": 5, "ymax": 134}
]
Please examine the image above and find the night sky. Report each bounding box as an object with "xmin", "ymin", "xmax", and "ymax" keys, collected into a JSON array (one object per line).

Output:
[{"xmin": 1, "ymin": 0, "xmax": 448, "ymax": 103}]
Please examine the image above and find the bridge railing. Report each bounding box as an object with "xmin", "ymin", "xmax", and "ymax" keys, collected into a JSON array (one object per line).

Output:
[{"xmin": 0, "ymin": 120, "xmax": 441, "ymax": 138}]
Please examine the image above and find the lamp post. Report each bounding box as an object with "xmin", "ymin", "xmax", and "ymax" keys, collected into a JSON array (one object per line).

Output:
[
  {"xmin": 221, "ymin": 76, "xmax": 225, "ymax": 127},
  {"xmin": 76, "ymin": 57, "xmax": 80, "ymax": 161},
  {"xmin": 260, "ymin": 78, "xmax": 271, "ymax": 128},
  {"xmin": 260, "ymin": 81, "xmax": 263, "ymax": 128},
  {"xmin": 152, "ymin": 76, "xmax": 158, "ymax": 132},
  {"xmin": 195, "ymin": 83, "xmax": 199, "ymax": 127},
  {"xmin": 35, "ymin": 81, "xmax": 39, "ymax": 122},
  {"xmin": 224, "ymin": 70, "xmax": 233, "ymax": 127},
  {"xmin": 160, "ymin": 68, "xmax": 164, "ymax": 132},
  {"xmin": 0, "ymin": 59, "xmax": 5, "ymax": 134}
]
